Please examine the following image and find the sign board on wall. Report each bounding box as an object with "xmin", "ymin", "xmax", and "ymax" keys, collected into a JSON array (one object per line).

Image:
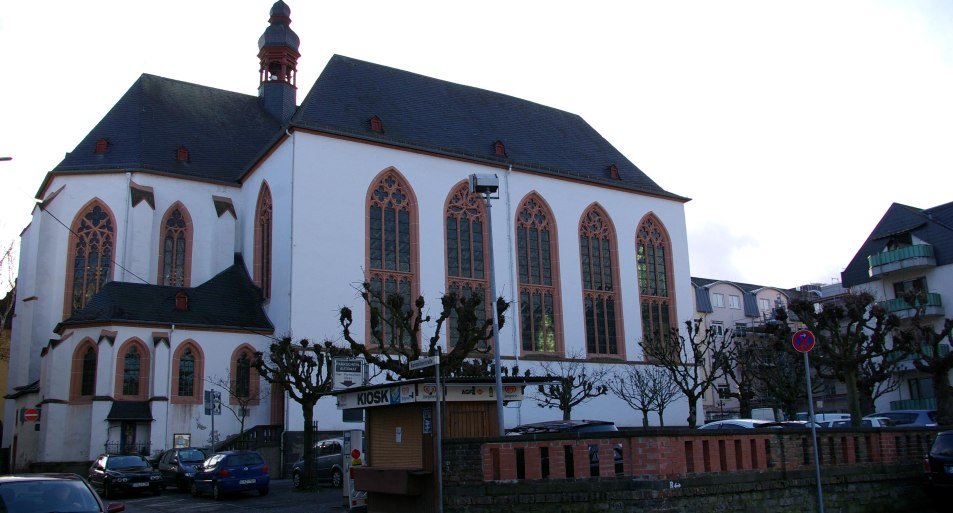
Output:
[
  {"xmin": 333, "ymin": 358, "xmax": 367, "ymax": 390},
  {"xmin": 336, "ymin": 382, "xmax": 524, "ymax": 409}
]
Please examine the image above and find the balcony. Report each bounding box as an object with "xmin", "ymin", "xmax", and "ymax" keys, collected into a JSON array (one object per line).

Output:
[
  {"xmin": 889, "ymin": 397, "xmax": 936, "ymax": 411},
  {"xmin": 895, "ymin": 343, "xmax": 951, "ymax": 371},
  {"xmin": 868, "ymin": 244, "xmax": 935, "ymax": 278},
  {"xmin": 879, "ymin": 292, "xmax": 944, "ymax": 319}
]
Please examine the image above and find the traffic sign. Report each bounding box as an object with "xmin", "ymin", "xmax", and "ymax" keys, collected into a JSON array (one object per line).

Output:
[
  {"xmin": 409, "ymin": 355, "xmax": 440, "ymax": 371},
  {"xmin": 22, "ymin": 408, "xmax": 39, "ymax": 422},
  {"xmin": 204, "ymin": 390, "xmax": 221, "ymax": 415},
  {"xmin": 792, "ymin": 329, "xmax": 816, "ymax": 353},
  {"xmin": 333, "ymin": 358, "xmax": 367, "ymax": 390}
]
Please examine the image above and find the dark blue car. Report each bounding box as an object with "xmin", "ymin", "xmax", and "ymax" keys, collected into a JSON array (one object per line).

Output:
[{"xmin": 190, "ymin": 450, "xmax": 269, "ymax": 500}]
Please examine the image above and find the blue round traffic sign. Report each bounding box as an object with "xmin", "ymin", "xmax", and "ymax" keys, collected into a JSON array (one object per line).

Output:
[{"xmin": 792, "ymin": 329, "xmax": 816, "ymax": 353}]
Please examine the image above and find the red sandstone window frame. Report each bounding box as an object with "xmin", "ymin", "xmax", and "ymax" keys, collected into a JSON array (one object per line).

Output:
[
  {"xmin": 171, "ymin": 340, "xmax": 204, "ymax": 404},
  {"xmin": 254, "ymin": 182, "xmax": 273, "ymax": 300},
  {"xmin": 578, "ymin": 204, "xmax": 625, "ymax": 358},
  {"xmin": 157, "ymin": 202, "xmax": 193, "ymax": 287},
  {"xmin": 69, "ymin": 338, "xmax": 98, "ymax": 403},
  {"xmin": 514, "ymin": 192, "xmax": 563, "ymax": 356},
  {"xmin": 229, "ymin": 344, "xmax": 261, "ymax": 406},
  {"xmin": 444, "ymin": 181, "xmax": 491, "ymax": 349},
  {"xmin": 636, "ymin": 213, "xmax": 676, "ymax": 348},
  {"xmin": 365, "ymin": 167, "xmax": 420, "ymax": 350},
  {"xmin": 114, "ymin": 338, "xmax": 151, "ymax": 400},
  {"xmin": 63, "ymin": 199, "xmax": 117, "ymax": 318}
]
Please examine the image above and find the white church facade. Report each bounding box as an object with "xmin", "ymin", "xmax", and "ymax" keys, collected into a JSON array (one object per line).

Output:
[{"xmin": 6, "ymin": 1, "xmax": 694, "ymax": 469}]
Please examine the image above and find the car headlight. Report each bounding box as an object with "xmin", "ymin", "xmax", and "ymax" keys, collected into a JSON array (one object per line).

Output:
[
  {"xmin": 117, "ymin": 477, "xmax": 128, "ymax": 483},
  {"xmin": 151, "ymin": 474, "xmax": 163, "ymax": 481}
]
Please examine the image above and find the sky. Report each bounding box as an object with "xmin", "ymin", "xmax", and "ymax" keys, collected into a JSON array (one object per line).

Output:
[{"xmin": 1, "ymin": 0, "xmax": 951, "ymax": 291}]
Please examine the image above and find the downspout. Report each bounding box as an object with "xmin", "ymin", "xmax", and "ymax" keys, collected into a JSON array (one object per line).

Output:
[
  {"xmin": 166, "ymin": 324, "xmax": 174, "ymax": 452},
  {"xmin": 284, "ymin": 127, "xmax": 295, "ymax": 476},
  {"xmin": 503, "ymin": 165, "xmax": 521, "ymax": 425},
  {"xmin": 122, "ymin": 172, "xmax": 132, "ymax": 281}
]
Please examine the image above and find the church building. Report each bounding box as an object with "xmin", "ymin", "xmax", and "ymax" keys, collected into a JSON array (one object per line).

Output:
[{"xmin": 6, "ymin": 1, "xmax": 692, "ymax": 469}]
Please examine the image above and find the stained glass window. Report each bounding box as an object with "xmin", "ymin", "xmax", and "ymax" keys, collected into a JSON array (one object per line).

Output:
[
  {"xmin": 445, "ymin": 183, "xmax": 490, "ymax": 348},
  {"xmin": 579, "ymin": 206, "xmax": 620, "ymax": 355},
  {"xmin": 516, "ymin": 195, "xmax": 560, "ymax": 353},
  {"xmin": 637, "ymin": 215, "xmax": 673, "ymax": 343},
  {"xmin": 255, "ymin": 184, "xmax": 273, "ymax": 299},
  {"xmin": 122, "ymin": 346, "xmax": 141, "ymax": 396},
  {"xmin": 177, "ymin": 347, "xmax": 195, "ymax": 397},
  {"xmin": 69, "ymin": 203, "xmax": 114, "ymax": 314},
  {"xmin": 160, "ymin": 206, "xmax": 190, "ymax": 286}
]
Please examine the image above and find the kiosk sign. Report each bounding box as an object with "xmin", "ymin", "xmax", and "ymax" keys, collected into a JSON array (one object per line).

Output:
[{"xmin": 792, "ymin": 329, "xmax": 816, "ymax": 353}]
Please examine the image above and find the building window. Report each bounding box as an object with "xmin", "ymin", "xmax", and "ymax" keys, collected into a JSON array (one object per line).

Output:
[
  {"xmin": 70, "ymin": 340, "xmax": 98, "ymax": 402},
  {"xmin": 171, "ymin": 341, "xmax": 203, "ymax": 403},
  {"xmin": 66, "ymin": 200, "xmax": 115, "ymax": 315},
  {"xmin": 158, "ymin": 203, "xmax": 192, "ymax": 287},
  {"xmin": 734, "ymin": 322, "xmax": 747, "ymax": 337},
  {"xmin": 712, "ymin": 293, "xmax": 725, "ymax": 308},
  {"xmin": 115, "ymin": 340, "xmax": 150, "ymax": 400},
  {"xmin": 712, "ymin": 321, "xmax": 724, "ymax": 336},
  {"xmin": 515, "ymin": 193, "xmax": 562, "ymax": 354},
  {"xmin": 728, "ymin": 295, "xmax": 741, "ymax": 309},
  {"xmin": 579, "ymin": 205, "xmax": 622, "ymax": 357},
  {"xmin": 178, "ymin": 348, "xmax": 195, "ymax": 396},
  {"xmin": 759, "ymin": 298, "xmax": 770, "ymax": 312},
  {"xmin": 445, "ymin": 182, "xmax": 489, "ymax": 349},
  {"xmin": 254, "ymin": 183, "xmax": 273, "ymax": 299},
  {"xmin": 909, "ymin": 377, "xmax": 934, "ymax": 400},
  {"xmin": 366, "ymin": 169, "xmax": 418, "ymax": 349},
  {"xmin": 637, "ymin": 214, "xmax": 674, "ymax": 343},
  {"xmin": 894, "ymin": 277, "xmax": 928, "ymax": 297},
  {"xmin": 229, "ymin": 345, "xmax": 261, "ymax": 405}
]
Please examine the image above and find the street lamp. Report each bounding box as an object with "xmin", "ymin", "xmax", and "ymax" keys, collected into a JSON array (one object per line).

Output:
[{"xmin": 468, "ymin": 173, "xmax": 504, "ymax": 436}]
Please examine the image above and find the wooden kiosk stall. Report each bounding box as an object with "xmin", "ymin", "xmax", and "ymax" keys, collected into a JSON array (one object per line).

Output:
[{"xmin": 334, "ymin": 376, "xmax": 548, "ymax": 513}]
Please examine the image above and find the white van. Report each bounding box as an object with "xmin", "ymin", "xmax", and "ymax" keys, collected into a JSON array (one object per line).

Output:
[{"xmin": 796, "ymin": 412, "xmax": 851, "ymax": 424}]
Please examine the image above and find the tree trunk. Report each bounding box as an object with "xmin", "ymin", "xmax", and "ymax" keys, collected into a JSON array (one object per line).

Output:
[
  {"xmin": 738, "ymin": 390, "xmax": 752, "ymax": 419},
  {"xmin": 301, "ymin": 401, "xmax": 316, "ymax": 487},
  {"xmin": 562, "ymin": 407, "xmax": 571, "ymax": 421},
  {"xmin": 933, "ymin": 370, "xmax": 953, "ymax": 427},
  {"xmin": 657, "ymin": 409, "xmax": 666, "ymax": 427},
  {"xmin": 845, "ymin": 369, "xmax": 863, "ymax": 427},
  {"xmin": 641, "ymin": 410, "xmax": 650, "ymax": 428},
  {"xmin": 857, "ymin": 389, "xmax": 876, "ymax": 417},
  {"xmin": 686, "ymin": 395, "xmax": 698, "ymax": 428}
]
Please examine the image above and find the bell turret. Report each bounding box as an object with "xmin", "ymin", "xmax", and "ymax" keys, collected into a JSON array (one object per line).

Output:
[{"xmin": 258, "ymin": 0, "xmax": 300, "ymax": 123}]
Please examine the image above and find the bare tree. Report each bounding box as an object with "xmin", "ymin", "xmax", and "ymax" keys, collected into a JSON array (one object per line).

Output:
[
  {"xmin": 740, "ymin": 310, "xmax": 815, "ymax": 419},
  {"xmin": 531, "ymin": 351, "xmax": 609, "ymax": 421},
  {"xmin": 892, "ymin": 291, "xmax": 953, "ymax": 426},
  {"xmin": 204, "ymin": 373, "xmax": 269, "ymax": 437},
  {"xmin": 339, "ymin": 282, "xmax": 508, "ymax": 379},
  {"xmin": 609, "ymin": 365, "xmax": 680, "ymax": 427},
  {"xmin": 789, "ymin": 292, "xmax": 901, "ymax": 426},
  {"xmin": 0, "ymin": 241, "xmax": 16, "ymax": 362},
  {"xmin": 640, "ymin": 319, "xmax": 732, "ymax": 427},
  {"xmin": 254, "ymin": 338, "xmax": 349, "ymax": 488},
  {"xmin": 652, "ymin": 369, "xmax": 682, "ymax": 427}
]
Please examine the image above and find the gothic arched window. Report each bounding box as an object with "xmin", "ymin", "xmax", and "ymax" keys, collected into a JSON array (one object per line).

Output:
[
  {"xmin": 158, "ymin": 204, "xmax": 192, "ymax": 287},
  {"xmin": 115, "ymin": 340, "xmax": 150, "ymax": 400},
  {"xmin": 229, "ymin": 345, "xmax": 261, "ymax": 405},
  {"xmin": 69, "ymin": 340, "xmax": 98, "ymax": 402},
  {"xmin": 66, "ymin": 200, "xmax": 115, "ymax": 315},
  {"xmin": 366, "ymin": 169, "xmax": 418, "ymax": 349},
  {"xmin": 637, "ymin": 214, "xmax": 674, "ymax": 343},
  {"xmin": 255, "ymin": 183, "xmax": 273, "ymax": 300},
  {"xmin": 579, "ymin": 205, "xmax": 623, "ymax": 357},
  {"xmin": 445, "ymin": 182, "xmax": 490, "ymax": 349},
  {"xmin": 515, "ymin": 193, "xmax": 562, "ymax": 354}
]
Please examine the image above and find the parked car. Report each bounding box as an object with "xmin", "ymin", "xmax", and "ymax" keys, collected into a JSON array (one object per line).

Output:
[
  {"xmin": 191, "ymin": 450, "xmax": 269, "ymax": 500},
  {"xmin": 699, "ymin": 419, "xmax": 817, "ymax": 430},
  {"xmin": 0, "ymin": 473, "xmax": 125, "ymax": 512},
  {"xmin": 292, "ymin": 437, "xmax": 345, "ymax": 488},
  {"xmin": 506, "ymin": 420, "xmax": 621, "ymax": 476},
  {"xmin": 88, "ymin": 454, "xmax": 164, "ymax": 499},
  {"xmin": 865, "ymin": 410, "xmax": 937, "ymax": 427},
  {"xmin": 154, "ymin": 447, "xmax": 210, "ymax": 490},
  {"xmin": 826, "ymin": 417, "xmax": 893, "ymax": 428},
  {"xmin": 924, "ymin": 430, "xmax": 953, "ymax": 497}
]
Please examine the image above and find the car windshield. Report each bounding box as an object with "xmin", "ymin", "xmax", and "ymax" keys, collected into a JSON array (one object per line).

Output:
[
  {"xmin": 178, "ymin": 449, "xmax": 206, "ymax": 462},
  {"xmin": 106, "ymin": 455, "xmax": 149, "ymax": 469},
  {"xmin": 226, "ymin": 453, "xmax": 264, "ymax": 466},
  {"xmin": 0, "ymin": 479, "xmax": 102, "ymax": 512},
  {"xmin": 931, "ymin": 434, "xmax": 953, "ymax": 457}
]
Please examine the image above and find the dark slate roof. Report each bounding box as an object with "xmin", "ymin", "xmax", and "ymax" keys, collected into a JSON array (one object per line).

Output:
[
  {"xmin": 49, "ymin": 74, "xmax": 282, "ymax": 185},
  {"xmin": 107, "ymin": 401, "xmax": 154, "ymax": 421},
  {"xmin": 293, "ymin": 55, "xmax": 686, "ymax": 201},
  {"xmin": 841, "ymin": 201, "xmax": 953, "ymax": 287},
  {"xmin": 58, "ymin": 257, "xmax": 273, "ymax": 332},
  {"xmin": 694, "ymin": 285, "xmax": 713, "ymax": 313}
]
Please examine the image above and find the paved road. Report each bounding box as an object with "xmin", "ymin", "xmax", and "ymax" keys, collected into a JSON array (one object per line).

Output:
[{"xmin": 108, "ymin": 479, "xmax": 346, "ymax": 513}]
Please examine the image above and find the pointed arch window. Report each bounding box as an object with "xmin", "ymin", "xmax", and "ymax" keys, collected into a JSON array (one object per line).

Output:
[
  {"xmin": 445, "ymin": 182, "xmax": 489, "ymax": 348},
  {"xmin": 254, "ymin": 184, "xmax": 273, "ymax": 300},
  {"xmin": 69, "ymin": 340, "xmax": 98, "ymax": 403},
  {"xmin": 115, "ymin": 340, "xmax": 150, "ymax": 400},
  {"xmin": 366, "ymin": 169, "xmax": 418, "ymax": 349},
  {"xmin": 637, "ymin": 214, "xmax": 674, "ymax": 343},
  {"xmin": 158, "ymin": 204, "xmax": 192, "ymax": 287},
  {"xmin": 171, "ymin": 342, "xmax": 203, "ymax": 403},
  {"xmin": 178, "ymin": 348, "xmax": 195, "ymax": 396},
  {"xmin": 229, "ymin": 345, "xmax": 261, "ymax": 405},
  {"xmin": 515, "ymin": 194, "xmax": 562, "ymax": 354},
  {"xmin": 579, "ymin": 206, "xmax": 623, "ymax": 356},
  {"xmin": 66, "ymin": 201, "xmax": 115, "ymax": 315}
]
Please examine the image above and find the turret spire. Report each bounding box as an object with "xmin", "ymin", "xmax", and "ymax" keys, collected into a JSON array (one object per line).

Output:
[{"xmin": 258, "ymin": 1, "xmax": 300, "ymax": 123}]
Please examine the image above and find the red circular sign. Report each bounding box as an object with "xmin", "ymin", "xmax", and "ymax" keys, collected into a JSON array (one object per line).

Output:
[
  {"xmin": 23, "ymin": 408, "xmax": 39, "ymax": 422},
  {"xmin": 351, "ymin": 449, "xmax": 361, "ymax": 459},
  {"xmin": 792, "ymin": 329, "xmax": 816, "ymax": 353}
]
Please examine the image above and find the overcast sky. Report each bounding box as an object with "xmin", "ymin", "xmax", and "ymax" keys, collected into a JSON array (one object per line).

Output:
[{"xmin": 1, "ymin": 0, "xmax": 950, "ymax": 291}]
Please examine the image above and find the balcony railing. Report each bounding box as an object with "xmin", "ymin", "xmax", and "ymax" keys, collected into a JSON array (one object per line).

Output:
[
  {"xmin": 104, "ymin": 441, "xmax": 151, "ymax": 456},
  {"xmin": 879, "ymin": 292, "xmax": 943, "ymax": 319},
  {"xmin": 889, "ymin": 397, "xmax": 936, "ymax": 411},
  {"xmin": 868, "ymin": 244, "xmax": 935, "ymax": 277}
]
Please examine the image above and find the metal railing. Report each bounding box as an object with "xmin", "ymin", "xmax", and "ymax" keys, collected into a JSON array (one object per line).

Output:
[
  {"xmin": 104, "ymin": 442, "xmax": 151, "ymax": 456},
  {"xmin": 868, "ymin": 244, "xmax": 934, "ymax": 267}
]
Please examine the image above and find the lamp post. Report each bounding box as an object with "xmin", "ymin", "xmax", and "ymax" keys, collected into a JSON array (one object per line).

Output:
[{"xmin": 468, "ymin": 174, "xmax": 505, "ymax": 436}]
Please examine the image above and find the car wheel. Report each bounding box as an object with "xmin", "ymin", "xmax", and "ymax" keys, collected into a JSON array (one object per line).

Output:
[
  {"xmin": 190, "ymin": 482, "xmax": 200, "ymax": 497},
  {"xmin": 259, "ymin": 486, "xmax": 269, "ymax": 496},
  {"xmin": 213, "ymin": 483, "xmax": 221, "ymax": 501},
  {"xmin": 292, "ymin": 470, "xmax": 302, "ymax": 488},
  {"xmin": 331, "ymin": 468, "xmax": 343, "ymax": 488}
]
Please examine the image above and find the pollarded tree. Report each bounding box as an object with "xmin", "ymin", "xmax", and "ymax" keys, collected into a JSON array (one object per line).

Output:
[
  {"xmin": 531, "ymin": 351, "xmax": 609, "ymax": 421},
  {"xmin": 740, "ymin": 308, "xmax": 814, "ymax": 419},
  {"xmin": 789, "ymin": 292, "xmax": 901, "ymax": 426},
  {"xmin": 609, "ymin": 365, "xmax": 659, "ymax": 427},
  {"xmin": 892, "ymin": 291, "xmax": 953, "ymax": 426},
  {"xmin": 254, "ymin": 338, "xmax": 349, "ymax": 488},
  {"xmin": 338, "ymin": 282, "xmax": 508, "ymax": 379},
  {"xmin": 640, "ymin": 319, "xmax": 732, "ymax": 427}
]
